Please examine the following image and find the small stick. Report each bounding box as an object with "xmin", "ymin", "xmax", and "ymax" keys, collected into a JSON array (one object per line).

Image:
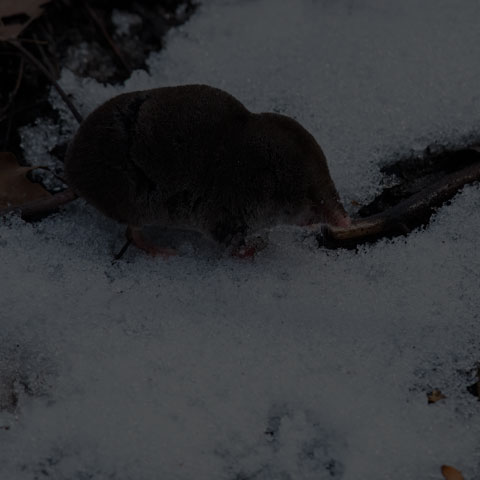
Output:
[
  {"xmin": 11, "ymin": 56, "xmax": 25, "ymax": 98},
  {"xmin": 0, "ymin": 56, "xmax": 24, "ymax": 117},
  {"xmin": 113, "ymin": 238, "xmax": 132, "ymax": 261},
  {"xmin": 323, "ymin": 160, "xmax": 480, "ymax": 248},
  {"xmin": 32, "ymin": 32, "xmax": 58, "ymax": 78},
  {"xmin": 82, "ymin": 1, "xmax": 132, "ymax": 74},
  {"xmin": 38, "ymin": 24, "xmax": 60, "ymax": 76},
  {"xmin": 0, "ymin": 188, "xmax": 78, "ymax": 220},
  {"xmin": 15, "ymin": 37, "xmax": 49, "ymax": 45},
  {"xmin": 0, "ymin": 56, "xmax": 23, "ymax": 146},
  {"xmin": 7, "ymin": 39, "xmax": 83, "ymax": 124}
]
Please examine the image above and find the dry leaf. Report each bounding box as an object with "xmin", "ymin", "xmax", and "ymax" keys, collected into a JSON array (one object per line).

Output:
[
  {"xmin": 0, "ymin": 0, "xmax": 51, "ymax": 40},
  {"xmin": 427, "ymin": 389, "xmax": 447, "ymax": 404},
  {"xmin": 0, "ymin": 152, "xmax": 51, "ymax": 209},
  {"xmin": 441, "ymin": 465, "xmax": 465, "ymax": 480}
]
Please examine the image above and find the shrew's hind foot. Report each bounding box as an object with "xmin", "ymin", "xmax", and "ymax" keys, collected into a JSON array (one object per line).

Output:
[
  {"xmin": 117, "ymin": 226, "xmax": 178, "ymax": 259},
  {"xmin": 231, "ymin": 245, "xmax": 257, "ymax": 259},
  {"xmin": 230, "ymin": 234, "xmax": 269, "ymax": 260}
]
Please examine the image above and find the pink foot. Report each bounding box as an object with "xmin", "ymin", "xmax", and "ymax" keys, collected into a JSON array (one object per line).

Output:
[{"xmin": 232, "ymin": 245, "xmax": 257, "ymax": 259}]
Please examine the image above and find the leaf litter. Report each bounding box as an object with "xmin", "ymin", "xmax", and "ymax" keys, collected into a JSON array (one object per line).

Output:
[
  {"xmin": 0, "ymin": 0, "xmax": 51, "ymax": 40},
  {"xmin": 0, "ymin": 151, "xmax": 50, "ymax": 210}
]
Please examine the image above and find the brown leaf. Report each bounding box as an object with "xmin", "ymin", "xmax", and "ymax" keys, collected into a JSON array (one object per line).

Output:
[
  {"xmin": 427, "ymin": 389, "xmax": 447, "ymax": 404},
  {"xmin": 441, "ymin": 465, "xmax": 465, "ymax": 480},
  {"xmin": 0, "ymin": 0, "xmax": 51, "ymax": 40},
  {"xmin": 0, "ymin": 152, "xmax": 50, "ymax": 209}
]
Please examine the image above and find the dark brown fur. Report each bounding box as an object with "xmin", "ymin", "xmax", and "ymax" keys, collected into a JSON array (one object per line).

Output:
[{"xmin": 65, "ymin": 84, "xmax": 348, "ymax": 245}]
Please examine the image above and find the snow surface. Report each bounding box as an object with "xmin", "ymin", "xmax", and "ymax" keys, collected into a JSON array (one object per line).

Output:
[
  {"xmin": 111, "ymin": 9, "xmax": 142, "ymax": 37},
  {"xmin": 3, "ymin": 0, "xmax": 480, "ymax": 478}
]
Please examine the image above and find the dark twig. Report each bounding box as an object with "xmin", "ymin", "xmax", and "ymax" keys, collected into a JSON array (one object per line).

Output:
[
  {"xmin": 38, "ymin": 23, "xmax": 60, "ymax": 76},
  {"xmin": 32, "ymin": 32, "xmax": 58, "ymax": 78},
  {"xmin": 0, "ymin": 56, "xmax": 24, "ymax": 117},
  {"xmin": 1, "ymin": 59, "xmax": 23, "ymax": 147},
  {"xmin": 7, "ymin": 39, "xmax": 83, "ymax": 124},
  {"xmin": 12, "ymin": 56, "xmax": 25, "ymax": 98},
  {"xmin": 82, "ymin": 1, "xmax": 132, "ymax": 74},
  {"xmin": 113, "ymin": 238, "xmax": 132, "ymax": 261},
  {"xmin": 14, "ymin": 38, "xmax": 49, "ymax": 45},
  {"xmin": 322, "ymin": 160, "xmax": 480, "ymax": 249}
]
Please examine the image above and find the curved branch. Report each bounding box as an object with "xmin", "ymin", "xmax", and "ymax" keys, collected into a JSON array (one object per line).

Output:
[{"xmin": 322, "ymin": 160, "xmax": 480, "ymax": 249}]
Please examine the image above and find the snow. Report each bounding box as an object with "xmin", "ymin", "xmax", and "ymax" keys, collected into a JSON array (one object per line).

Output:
[
  {"xmin": 111, "ymin": 9, "xmax": 142, "ymax": 37},
  {"xmin": 3, "ymin": 0, "xmax": 480, "ymax": 478}
]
